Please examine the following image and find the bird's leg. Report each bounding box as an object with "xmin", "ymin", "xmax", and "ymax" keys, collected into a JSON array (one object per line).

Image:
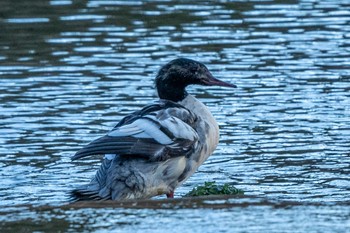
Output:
[{"xmin": 166, "ymin": 191, "xmax": 174, "ymax": 198}]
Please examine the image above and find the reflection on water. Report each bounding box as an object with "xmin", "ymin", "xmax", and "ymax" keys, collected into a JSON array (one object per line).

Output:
[{"xmin": 0, "ymin": 0, "xmax": 349, "ymax": 231}]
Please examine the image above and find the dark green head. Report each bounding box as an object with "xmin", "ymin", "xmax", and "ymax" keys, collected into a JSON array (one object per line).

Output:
[{"xmin": 155, "ymin": 58, "xmax": 236, "ymax": 102}]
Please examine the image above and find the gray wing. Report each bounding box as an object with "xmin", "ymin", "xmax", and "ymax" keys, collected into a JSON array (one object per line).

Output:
[{"xmin": 72, "ymin": 103, "xmax": 199, "ymax": 162}]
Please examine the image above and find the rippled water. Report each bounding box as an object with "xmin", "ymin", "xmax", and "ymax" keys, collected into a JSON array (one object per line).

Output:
[{"xmin": 1, "ymin": 0, "xmax": 349, "ymax": 232}]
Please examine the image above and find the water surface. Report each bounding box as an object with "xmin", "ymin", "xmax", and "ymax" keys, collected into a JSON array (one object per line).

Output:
[{"xmin": 0, "ymin": 0, "xmax": 349, "ymax": 232}]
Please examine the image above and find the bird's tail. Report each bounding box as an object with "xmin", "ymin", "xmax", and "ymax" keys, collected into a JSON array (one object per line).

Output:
[
  {"xmin": 70, "ymin": 156, "xmax": 115, "ymax": 202},
  {"xmin": 69, "ymin": 186, "xmax": 106, "ymax": 201}
]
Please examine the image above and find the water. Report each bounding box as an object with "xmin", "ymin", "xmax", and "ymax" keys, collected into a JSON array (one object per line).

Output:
[{"xmin": 1, "ymin": 0, "xmax": 349, "ymax": 231}]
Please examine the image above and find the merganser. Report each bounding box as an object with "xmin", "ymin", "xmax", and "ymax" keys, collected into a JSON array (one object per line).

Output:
[{"xmin": 71, "ymin": 58, "xmax": 236, "ymax": 200}]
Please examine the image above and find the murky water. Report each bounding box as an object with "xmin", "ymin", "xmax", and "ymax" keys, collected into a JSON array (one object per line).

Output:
[{"xmin": 1, "ymin": 0, "xmax": 349, "ymax": 232}]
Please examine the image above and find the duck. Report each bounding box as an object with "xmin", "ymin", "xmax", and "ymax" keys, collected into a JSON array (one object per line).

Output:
[{"xmin": 71, "ymin": 58, "xmax": 236, "ymax": 200}]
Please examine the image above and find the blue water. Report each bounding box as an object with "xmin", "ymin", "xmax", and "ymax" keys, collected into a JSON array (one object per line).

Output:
[{"xmin": 0, "ymin": 0, "xmax": 349, "ymax": 232}]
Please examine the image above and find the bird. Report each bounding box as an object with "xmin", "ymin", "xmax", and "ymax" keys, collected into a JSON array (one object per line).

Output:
[{"xmin": 71, "ymin": 58, "xmax": 236, "ymax": 201}]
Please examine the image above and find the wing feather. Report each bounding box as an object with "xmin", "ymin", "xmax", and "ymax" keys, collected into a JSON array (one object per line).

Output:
[{"xmin": 72, "ymin": 100, "xmax": 198, "ymax": 162}]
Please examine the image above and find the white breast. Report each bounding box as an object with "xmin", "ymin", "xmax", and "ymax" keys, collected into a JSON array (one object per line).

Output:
[{"xmin": 179, "ymin": 94, "xmax": 220, "ymax": 165}]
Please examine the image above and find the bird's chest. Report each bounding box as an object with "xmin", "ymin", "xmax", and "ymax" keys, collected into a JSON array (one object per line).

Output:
[
  {"xmin": 194, "ymin": 110, "xmax": 219, "ymax": 163},
  {"xmin": 180, "ymin": 96, "xmax": 219, "ymax": 163}
]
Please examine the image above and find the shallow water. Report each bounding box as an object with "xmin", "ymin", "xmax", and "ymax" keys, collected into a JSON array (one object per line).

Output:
[{"xmin": 0, "ymin": 0, "xmax": 350, "ymax": 232}]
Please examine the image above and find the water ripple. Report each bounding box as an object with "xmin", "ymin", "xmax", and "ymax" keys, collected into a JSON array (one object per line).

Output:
[{"xmin": 0, "ymin": 0, "xmax": 349, "ymax": 231}]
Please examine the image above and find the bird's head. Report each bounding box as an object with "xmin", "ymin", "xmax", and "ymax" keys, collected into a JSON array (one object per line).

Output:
[{"xmin": 155, "ymin": 58, "xmax": 236, "ymax": 102}]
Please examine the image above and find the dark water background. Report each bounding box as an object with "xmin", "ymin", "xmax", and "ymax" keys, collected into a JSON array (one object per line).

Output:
[{"xmin": 0, "ymin": 0, "xmax": 349, "ymax": 232}]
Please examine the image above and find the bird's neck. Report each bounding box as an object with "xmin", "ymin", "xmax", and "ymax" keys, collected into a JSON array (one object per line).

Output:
[
  {"xmin": 158, "ymin": 88, "xmax": 188, "ymax": 102},
  {"xmin": 156, "ymin": 80, "xmax": 188, "ymax": 102}
]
